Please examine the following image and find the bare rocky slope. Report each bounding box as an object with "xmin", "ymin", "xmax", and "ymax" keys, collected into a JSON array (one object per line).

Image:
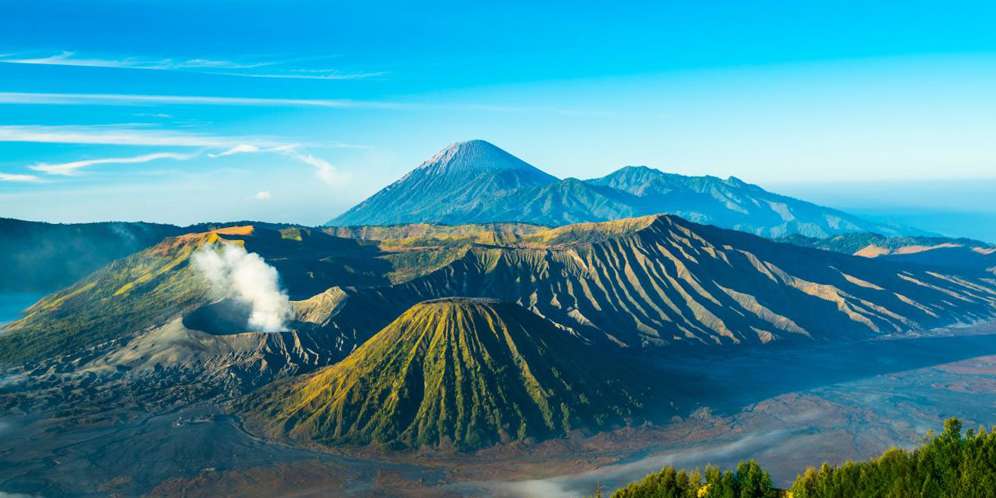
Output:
[{"xmin": 321, "ymin": 215, "xmax": 996, "ymax": 350}]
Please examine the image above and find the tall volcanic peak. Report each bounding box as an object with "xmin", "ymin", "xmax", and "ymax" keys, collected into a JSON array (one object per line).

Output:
[
  {"xmin": 328, "ymin": 140, "xmax": 559, "ymax": 227},
  {"xmin": 415, "ymin": 139, "xmax": 556, "ymax": 177}
]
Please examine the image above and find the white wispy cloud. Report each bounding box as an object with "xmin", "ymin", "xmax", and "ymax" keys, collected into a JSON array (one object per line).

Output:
[
  {"xmin": 0, "ymin": 51, "xmax": 269, "ymax": 70},
  {"xmin": 30, "ymin": 152, "xmax": 197, "ymax": 176},
  {"xmin": 0, "ymin": 92, "xmax": 404, "ymax": 109},
  {"xmin": 0, "ymin": 124, "xmax": 366, "ymax": 150},
  {"xmin": 254, "ymin": 191, "xmax": 272, "ymax": 200},
  {"xmin": 280, "ymin": 148, "xmax": 348, "ymax": 186},
  {"xmin": 0, "ymin": 124, "xmax": 270, "ymax": 148},
  {"xmin": 214, "ymin": 70, "xmax": 388, "ymax": 80},
  {"xmin": 5, "ymin": 125, "xmax": 351, "ymax": 185},
  {"xmin": 209, "ymin": 143, "xmax": 347, "ymax": 185},
  {"xmin": 133, "ymin": 112, "xmax": 173, "ymax": 119},
  {"xmin": 0, "ymin": 172, "xmax": 42, "ymax": 183},
  {"xmin": 0, "ymin": 91, "xmax": 597, "ymax": 116},
  {"xmin": 0, "ymin": 51, "xmax": 384, "ymax": 80},
  {"xmin": 0, "ymin": 118, "xmax": 364, "ymax": 186},
  {"xmin": 209, "ymin": 144, "xmax": 262, "ymax": 157}
]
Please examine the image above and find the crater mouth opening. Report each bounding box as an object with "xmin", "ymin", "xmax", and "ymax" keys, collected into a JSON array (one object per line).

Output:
[{"xmin": 182, "ymin": 299, "xmax": 254, "ymax": 335}]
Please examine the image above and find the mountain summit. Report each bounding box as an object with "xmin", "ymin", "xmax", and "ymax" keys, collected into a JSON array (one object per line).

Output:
[
  {"xmin": 415, "ymin": 139, "xmax": 553, "ymax": 176},
  {"xmin": 327, "ymin": 141, "xmax": 903, "ymax": 238},
  {"xmin": 330, "ymin": 140, "xmax": 557, "ymax": 226}
]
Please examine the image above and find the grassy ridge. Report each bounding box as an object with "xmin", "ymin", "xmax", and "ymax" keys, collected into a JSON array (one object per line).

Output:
[{"xmin": 780, "ymin": 232, "xmax": 992, "ymax": 256}]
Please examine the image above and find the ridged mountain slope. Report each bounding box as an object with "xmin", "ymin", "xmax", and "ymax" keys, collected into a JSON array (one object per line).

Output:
[
  {"xmin": 318, "ymin": 215, "xmax": 996, "ymax": 349},
  {"xmin": 245, "ymin": 298, "xmax": 646, "ymax": 450}
]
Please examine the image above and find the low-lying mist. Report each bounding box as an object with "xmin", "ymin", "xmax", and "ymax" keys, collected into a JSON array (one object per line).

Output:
[
  {"xmin": 468, "ymin": 429, "xmax": 799, "ymax": 498},
  {"xmin": 191, "ymin": 243, "xmax": 293, "ymax": 332}
]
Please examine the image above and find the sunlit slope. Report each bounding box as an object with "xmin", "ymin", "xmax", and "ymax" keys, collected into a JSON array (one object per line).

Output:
[
  {"xmin": 321, "ymin": 215, "xmax": 996, "ymax": 348},
  {"xmin": 246, "ymin": 299, "xmax": 646, "ymax": 450},
  {"xmin": 0, "ymin": 225, "xmax": 415, "ymax": 365},
  {"xmin": 0, "ymin": 218, "xmax": 327, "ymax": 295},
  {"xmin": 325, "ymin": 222, "xmax": 547, "ymax": 283}
]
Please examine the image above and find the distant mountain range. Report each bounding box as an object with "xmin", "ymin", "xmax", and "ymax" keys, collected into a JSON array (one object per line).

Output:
[{"xmin": 328, "ymin": 140, "xmax": 906, "ymax": 238}]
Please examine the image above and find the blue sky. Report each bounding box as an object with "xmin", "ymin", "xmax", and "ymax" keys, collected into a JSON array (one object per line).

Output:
[{"xmin": 1, "ymin": 1, "xmax": 995, "ymax": 232}]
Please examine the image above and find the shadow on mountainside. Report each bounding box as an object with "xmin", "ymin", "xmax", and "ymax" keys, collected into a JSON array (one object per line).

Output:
[{"xmin": 234, "ymin": 228, "xmax": 395, "ymax": 300}]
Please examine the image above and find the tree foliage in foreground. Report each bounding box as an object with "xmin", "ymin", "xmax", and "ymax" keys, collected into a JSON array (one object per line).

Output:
[
  {"xmin": 608, "ymin": 460, "xmax": 777, "ymax": 498},
  {"xmin": 603, "ymin": 418, "xmax": 996, "ymax": 498},
  {"xmin": 790, "ymin": 418, "xmax": 996, "ymax": 498}
]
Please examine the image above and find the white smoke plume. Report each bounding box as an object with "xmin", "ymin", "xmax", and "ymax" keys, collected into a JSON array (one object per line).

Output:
[{"xmin": 191, "ymin": 243, "xmax": 293, "ymax": 332}]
